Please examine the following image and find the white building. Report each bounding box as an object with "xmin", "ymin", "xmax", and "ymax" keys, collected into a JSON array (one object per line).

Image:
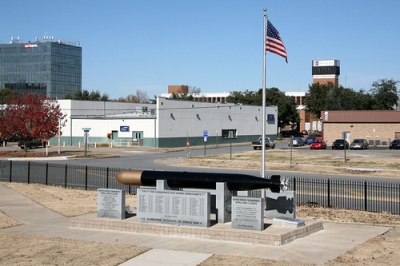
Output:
[{"xmin": 52, "ymin": 97, "xmax": 278, "ymax": 148}]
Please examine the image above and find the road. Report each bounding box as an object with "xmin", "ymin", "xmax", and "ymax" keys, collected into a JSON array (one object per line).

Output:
[{"xmin": 24, "ymin": 141, "xmax": 400, "ymax": 184}]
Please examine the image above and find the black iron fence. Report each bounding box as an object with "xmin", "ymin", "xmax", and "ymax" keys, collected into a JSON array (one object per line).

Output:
[
  {"xmin": 0, "ymin": 160, "xmax": 138, "ymax": 195},
  {"xmin": 0, "ymin": 160, "xmax": 399, "ymax": 215},
  {"xmin": 291, "ymin": 178, "xmax": 400, "ymax": 214}
]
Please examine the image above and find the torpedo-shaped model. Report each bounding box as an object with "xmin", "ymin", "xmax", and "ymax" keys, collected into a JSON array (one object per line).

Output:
[{"xmin": 115, "ymin": 170, "xmax": 283, "ymax": 193}]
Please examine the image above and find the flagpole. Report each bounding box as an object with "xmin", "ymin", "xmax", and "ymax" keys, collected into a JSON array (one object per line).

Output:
[{"xmin": 261, "ymin": 8, "xmax": 267, "ymax": 201}]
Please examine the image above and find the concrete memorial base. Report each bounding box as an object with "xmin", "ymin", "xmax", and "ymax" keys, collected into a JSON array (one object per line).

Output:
[{"xmin": 71, "ymin": 212, "xmax": 323, "ymax": 246}]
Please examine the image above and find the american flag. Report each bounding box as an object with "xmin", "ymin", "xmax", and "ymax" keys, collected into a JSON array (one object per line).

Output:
[{"xmin": 266, "ymin": 20, "xmax": 287, "ymax": 63}]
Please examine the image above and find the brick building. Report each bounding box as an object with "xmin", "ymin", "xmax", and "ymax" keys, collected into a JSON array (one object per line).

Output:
[
  {"xmin": 312, "ymin": 59, "xmax": 340, "ymax": 87},
  {"xmin": 163, "ymin": 85, "xmax": 230, "ymax": 103},
  {"xmin": 321, "ymin": 110, "xmax": 400, "ymax": 147}
]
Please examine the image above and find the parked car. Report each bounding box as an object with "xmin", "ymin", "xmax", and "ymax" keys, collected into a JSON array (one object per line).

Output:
[
  {"xmin": 332, "ymin": 139, "xmax": 349, "ymax": 150},
  {"xmin": 7, "ymin": 133, "xmax": 21, "ymax": 142},
  {"xmin": 18, "ymin": 138, "xmax": 46, "ymax": 149},
  {"xmin": 0, "ymin": 137, "xmax": 7, "ymax": 147},
  {"xmin": 288, "ymin": 137, "xmax": 305, "ymax": 147},
  {"xmin": 251, "ymin": 137, "xmax": 275, "ymax": 150},
  {"xmin": 305, "ymin": 136, "xmax": 316, "ymax": 145},
  {"xmin": 310, "ymin": 139, "xmax": 327, "ymax": 149},
  {"xmin": 350, "ymin": 139, "xmax": 369, "ymax": 150},
  {"xmin": 389, "ymin": 139, "xmax": 400, "ymax": 149}
]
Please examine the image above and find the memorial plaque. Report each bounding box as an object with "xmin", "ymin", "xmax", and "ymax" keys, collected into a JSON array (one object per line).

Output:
[
  {"xmin": 231, "ymin": 197, "xmax": 263, "ymax": 231},
  {"xmin": 97, "ymin": 189, "xmax": 125, "ymax": 219},
  {"xmin": 137, "ymin": 189, "xmax": 210, "ymax": 227}
]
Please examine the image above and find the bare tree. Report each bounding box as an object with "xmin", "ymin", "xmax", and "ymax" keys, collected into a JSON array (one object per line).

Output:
[
  {"xmin": 115, "ymin": 89, "xmax": 149, "ymax": 103},
  {"xmin": 116, "ymin": 95, "xmax": 136, "ymax": 102},
  {"xmin": 135, "ymin": 89, "xmax": 149, "ymax": 103},
  {"xmin": 189, "ymin": 86, "xmax": 201, "ymax": 96}
]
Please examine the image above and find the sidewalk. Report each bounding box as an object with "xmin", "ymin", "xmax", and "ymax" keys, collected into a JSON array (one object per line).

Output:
[{"xmin": 0, "ymin": 184, "xmax": 390, "ymax": 265}]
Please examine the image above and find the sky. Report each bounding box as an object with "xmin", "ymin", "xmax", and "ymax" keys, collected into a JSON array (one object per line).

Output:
[{"xmin": 2, "ymin": 1, "xmax": 400, "ymax": 99}]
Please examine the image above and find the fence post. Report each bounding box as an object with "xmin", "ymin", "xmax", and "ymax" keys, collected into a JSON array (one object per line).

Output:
[
  {"xmin": 64, "ymin": 165, "xmax": 67, "ymax": 188},
  {"xmin": 327, "ymin": 179, "xmax": 331, "ymax": 207},
  {"xmin": 9, "ymin": 160, "xmax": 12, "ymax": 182},
  {"xmin": 85, "ymin": 165, "xmax": 88, "ymax": 190},
  {"xmin": 27, "ymin": 162, "xmax": 31, "ymax": 184},
  {"xmin": 293, "ymin": 177, "xmax": 296, "ymax": 191},
  {"xmin": 364, "ymin": 181, "xmax": 368, "ymax": 211},
  {"xmin": 45, "ymin": 163, "xmax": 49, "ymax": 185},
  {"xmin": 106, "ymin": 167, "xmax": 109, "ymax": 188}
]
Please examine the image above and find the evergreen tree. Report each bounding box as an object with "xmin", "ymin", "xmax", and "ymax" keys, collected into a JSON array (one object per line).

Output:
[{"xmin": 370, "ymin": 79, "xmax": 398, "ymax": 110}]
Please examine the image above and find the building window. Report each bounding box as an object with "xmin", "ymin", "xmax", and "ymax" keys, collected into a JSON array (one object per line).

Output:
[{"xmin": 222, "ymin": 129, "xmax": 237, "ymax": 138}]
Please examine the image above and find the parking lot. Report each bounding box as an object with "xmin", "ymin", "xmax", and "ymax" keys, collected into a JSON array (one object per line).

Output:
[{"xmin": 275, "ymin": 139, "xmax": 398, "ymax": 158}]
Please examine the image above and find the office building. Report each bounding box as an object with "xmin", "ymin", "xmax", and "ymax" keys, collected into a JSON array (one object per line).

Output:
[
  {"xmin": 312, "ymin": 59, "xmax": 340, "ymax": 87},
  {"xmin": 0, "ymin": 36, "xmax": 82, "ymax": 98}
]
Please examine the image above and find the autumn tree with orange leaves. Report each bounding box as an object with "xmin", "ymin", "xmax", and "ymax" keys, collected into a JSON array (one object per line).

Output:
[{"xmin": 0, "ymin": 93, "xmax": 66, "ymax": 148}]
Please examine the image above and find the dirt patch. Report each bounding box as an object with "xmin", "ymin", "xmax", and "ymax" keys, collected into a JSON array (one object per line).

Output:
[
  {"xmin": 2, "ymin": 182, "xmax": 136, "ymax": 217},
  {"xmin": 155, "ymin": 149, "xmax": 400, "ymax": 178},
  {"xmin": 1, "ymin": 182, "xmax": 400, "ymax": 265},
  {"xmin": 0, "ymin": 211, "xmax": 21, "ymax": 228},
  {"xmin": 0, "ymin": 150, "xmax": 119, "ymax": 159},
  {"xmin": 0, "ymin": 232, "xmax": 149, "ymax": 266}
]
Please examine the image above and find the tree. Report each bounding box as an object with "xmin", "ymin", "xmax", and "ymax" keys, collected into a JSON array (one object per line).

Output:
[
  {"xmin": 135, "ymin": 89, "xmax": 150, "ymax": 103},
  {"xmin": 167, "ymin": 85, "xmax": 201, "ymax": 101},
  {"xmin": 305, "ymin": 79, "xmax": 399, "ymax": 116},
  {"xmin": 226, "ymin": 90, "xmax": 259, "ymax": 105},
  {"xmin": 189, "ymin": 86, "xmax": 201, "ymax": 95},
  {"xmin": 169, "ymin": 93, "xmax": 194, "ymax": 101},
  {"xmin": 63, "ymin": 90, "xmax": 109, "ymax": 101},
  {"xmin": 305, "ymin": 84, "xmax": 369, "ymax": 116},
  {"xmin": 0, "ymin": 88, "xmax": 18, "ymax": 104},
  {"xmin": 265, "ymin": 88, "xmax": 299, "ymax": 129},
  {"xmin": 348, "ymin": 89, "xmax": 375, "ymax": 111},
  {"xmin": 324, "ymin": 85, "xmax": 370, "ymax": 111},
  {"xmin": 304, "ymin": 83, "xmax": 331, "ymax": 117},
  {"xmin": 0, "ymin": 94, "xmax": 66, "ymax": 151},
  {"xmin": 116, "ymin": 94, "xmax": 138, "ymax": 103},
  {"xmin": 370, "ymin": 79, "xmax": 399, "ymax": 110},
  {"xmin": 116, "ymin": 89, "xmax": 150, "ymax": 103},
  {"xmin": 226, "ymin": 88, "xmax": 299, "ymax": 129}
]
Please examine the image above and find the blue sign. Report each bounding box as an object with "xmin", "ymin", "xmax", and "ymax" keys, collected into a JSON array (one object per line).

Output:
[
  {"xmin": 267, "ymin": 114, "xmax": 275, "ymax": 121},
  {"xmin": 203, "ymin": 130, "xmax": 208, "ymax": 137},
  {"xmin": 120, "ymin": 126, "xmax": 130, "ymax": 132}
]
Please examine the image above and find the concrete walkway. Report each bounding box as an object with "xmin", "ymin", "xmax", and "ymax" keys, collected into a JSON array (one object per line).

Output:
[{"xmin": 0, "ymin": 184, "xmax": 390, "ymax": 265}]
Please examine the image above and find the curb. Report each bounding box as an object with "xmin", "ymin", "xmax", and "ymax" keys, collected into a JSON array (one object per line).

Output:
[{"xmin": 7, "ymin": 155, "xmax": 75, "ymax": 161}]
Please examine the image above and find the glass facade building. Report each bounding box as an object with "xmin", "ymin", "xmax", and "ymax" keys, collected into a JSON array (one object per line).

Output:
[{"xmin": 0, "ymin": 39, "xmax": 82, "ymax": 99}]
